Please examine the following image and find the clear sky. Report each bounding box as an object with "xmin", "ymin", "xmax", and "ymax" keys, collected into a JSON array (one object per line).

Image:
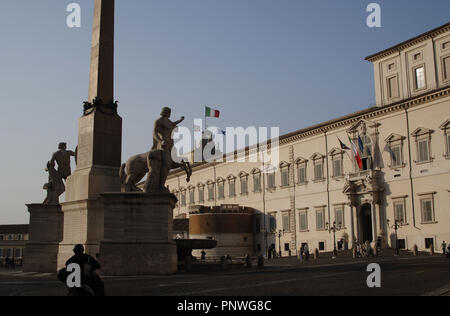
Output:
[{"xmin": 0, "ymin": 0, "xmax": 449, "ymax": 224}]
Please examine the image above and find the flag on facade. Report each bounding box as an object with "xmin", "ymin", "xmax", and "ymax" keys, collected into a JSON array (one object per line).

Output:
[
  {"xmin": 348, "ymin": 135, "xmax": 363, "ymax": 169},
  {"xmin": 338, "ymin": 138, "xmax": 350, "ymax": 150},
  {"xmin": 205, "ymin": 106, "xmax": 220, "ymax": 118},
  {"xmin": 358, "ymin": 135, "xmax": 364, "ymax": 152}
]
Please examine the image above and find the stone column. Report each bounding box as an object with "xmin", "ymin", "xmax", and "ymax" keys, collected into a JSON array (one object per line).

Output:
[
  {"xmin": 371, "ymin": 202, "xmax": 377, "ymax": 243},
  {"xmin": 23, "ymin": 204, "xmax": 63, "ymax": 273},
  {"xmin": 348, "ymin": 205, "xmax": 355, "ymax": 249}
]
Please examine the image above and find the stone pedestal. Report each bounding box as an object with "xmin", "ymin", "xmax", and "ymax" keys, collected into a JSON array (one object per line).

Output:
[
  {"xmin": 57, "ymin": 198, "xmax": 105, "ymax": 270},
  {"xmin": 23, "ymin": 204, "xmax": 63, "ymax": 273},
  {"xmin": 99, "ymin": 192, "xmax": 178, "ymax": 276}
]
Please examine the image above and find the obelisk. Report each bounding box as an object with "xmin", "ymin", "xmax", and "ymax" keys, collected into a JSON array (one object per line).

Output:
[{"xmin": 58, "ymin": 0, "xmax": 122, "ymax": 269}]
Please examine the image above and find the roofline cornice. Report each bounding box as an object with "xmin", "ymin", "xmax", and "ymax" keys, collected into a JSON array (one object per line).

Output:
[{"xmin": 365, "ymin": 22, "xmax": 450, "ymax": 62}]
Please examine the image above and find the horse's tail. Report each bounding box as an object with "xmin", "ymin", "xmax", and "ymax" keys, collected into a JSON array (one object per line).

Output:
[{"xmin": 119, "ymin": 163, "xmax": 127, "ymax": 185}]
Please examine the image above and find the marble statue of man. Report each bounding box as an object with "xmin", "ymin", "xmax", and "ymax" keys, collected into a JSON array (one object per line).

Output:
[
  {"xmin": 43, "ymin": 142, "xmax": 76, "ymax": 204},
  {"xmin": 50, "ymin": 142, "xmax": 76, "ymax": 180},
  {"xmin": 148, "ymin": 107, "xmax": 185, "ymax": 190}
]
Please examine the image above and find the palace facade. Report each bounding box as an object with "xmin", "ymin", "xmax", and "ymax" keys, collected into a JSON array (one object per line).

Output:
[{"xmin": 167, "ymin": 23, "xmax": 450, "ymax": 257}]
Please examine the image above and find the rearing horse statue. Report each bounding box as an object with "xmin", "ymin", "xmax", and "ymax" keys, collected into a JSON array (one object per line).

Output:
[{"xmin": 119, "ymin": 107, "xmax": 192, "ymax": 193}]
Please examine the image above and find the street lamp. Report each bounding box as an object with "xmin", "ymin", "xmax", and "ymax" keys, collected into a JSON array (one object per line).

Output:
[
  {"xmin": 326, "ymin": 221, "xmax": 342, "ymax": 258},
  {"xmin": 277, "ymin": 230, "xmax": 283, "ymax": 258},
  {"xmin": 387, "ymin": 219, "xmax": 403, "ymax": 256}
]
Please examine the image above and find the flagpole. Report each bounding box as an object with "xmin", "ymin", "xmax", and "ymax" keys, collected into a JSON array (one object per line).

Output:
[{"xmin": 337, "ymin": 135, "xmax": 355, "ymax": 170}]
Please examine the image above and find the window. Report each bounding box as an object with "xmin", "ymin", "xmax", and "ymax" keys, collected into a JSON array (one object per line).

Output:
[
  {"xmin": 269, "ymin": 213, "xmax": 277, "ymax": 232},
  {"xmin": 198, "ymin": 186, "xmax": 205, "ymax": 203},
  {"xmin": 360, "ymin": 135, "xmax": 373, "ymax": 171},
  {"xmin": 0, "ymin": 249, "xmax": 3, "ymax": 258},
  {"xmin": 17, "ymin": 234, "xmax": 23, "ymax": 241},
  {"xmin": 414, "ymin": 66, "xmax": 426, "ymax": 90},
  {"xmin": 443, "ymin": 56, "xmax": 450, "ymax": 81},
  {"xmin": 387, "ymin": 76, "xmax": 399, "ymax": 99},
  {"xmin": 316, "ymin": 208, "xmax": 325, "ymax": 230},
  {"xmin": 6, "ymin": 249, "xmax": 12, "ymax": 258},
  {"xmin": 314, "ymin": 163, "xmax": 323, "ymax": 181},
  {"xmin": 252, "ymin": 170, "xmax": 262, "ymax": 192},
  {"xmin": 180, "ymin": 190, "xmax": 186, "ymax": 206},
  {"xmin": 8, "ymin": 235, "xmax": 13, "ymax": 241},
  {"xmin": 394, "ymin": 202, "xmax": 406, "ymax": 224},
  {"xmin": 15, "ymin": 248, "xmax": 22, "ymax": 258},
  {"xmin": 447, "ymin": 133, "xmax": 450, "ymax": 157},
  {"xmin": 267, "ymin": 173, "xmax": 276, "ymax": 189},
  {"xmin": 207, "ymin": 183, "xmax": 214, "ymax": 201},
  {"xmin": 421, "ymin": 199, "xmax": 434, "ymax": 223},
  {"xmin": 282, "ymin": 213, "xmax": 290, "ymax": 232},
  {"xmin": 189, "ymin": 188, "xmax": 195, "ymax": 205},
  {"xmin": 334, "ymin": 208, "xmax": 344, "ymax": 229},
  {"xmin": 0, "ymin": 235, "xmax": 3, "ymax": 241},
  {"xmin": 228, "ymin": 178, "xmax": 236, "ymax": 198},
  {"xmin": 418, "ymin": 139, "xmax": 430, "ymax": 162},
  {"xmin": 318, "ymin": 242, "xmax": 325, "ymax": 251},
  {"xmin": 333, "ymin": 158, "xmax": 342, "ymax": 178},
  {"xmin": 412, "ymin": 128, "xmax": 434, "ymax": 163},
  {"xmin": 218, "ymin": 181, "xmax": 225, "ymax": 199},
  {"xmin": 284, "ymin": 243, "xmax": 290, "ymax": 252},
  {"xmin": 281, "ymin": 168, "xmax": 289, "ymax": 187},
  {"xmin": 398, "ymin": 239, "xmax": 406, "ymax": 250},
  {"xmin": 298, "ymin": 165, "xmax": 306, "ymax": 184},
  {"xmin": 391, "ymin": 145, "xmax": 403, "ymax": 167},
  {"xmin": 299, "ymin": 210, "xmax": 308, "ymax": 231},
  {"xmin": 240, "ymin": 176, "xmax": 248, "ymax": 195}
]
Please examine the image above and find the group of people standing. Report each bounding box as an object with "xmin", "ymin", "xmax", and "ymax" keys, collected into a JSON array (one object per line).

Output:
[{"xmin": 354, "ymin": 241, "xmax": 376, "ymax": 258}]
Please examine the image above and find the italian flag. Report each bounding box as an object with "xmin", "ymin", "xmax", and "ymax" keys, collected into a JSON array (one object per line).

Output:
[
  {"xmin": 348, "ymin": 135, "xmax": 363, "ymax": 170},
  {"xmin": 205, "ymin": 106, "xmax": 220, "ymax": 118}
]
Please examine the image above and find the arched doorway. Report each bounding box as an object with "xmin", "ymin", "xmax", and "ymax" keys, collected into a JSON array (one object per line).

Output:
[{"xmin": 361, "ymin": 204, "xmax": 373, "ymax": 243}]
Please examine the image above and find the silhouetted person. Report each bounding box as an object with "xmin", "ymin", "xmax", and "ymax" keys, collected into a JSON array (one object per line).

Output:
[{"xmin": 66, "ymin": 245, "xmax": 105, "ymax": 296}]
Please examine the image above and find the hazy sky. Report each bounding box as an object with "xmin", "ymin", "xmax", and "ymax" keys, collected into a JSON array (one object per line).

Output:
[{"xmin": 0, "ymin": 0, "xmax": 449, "ymax": 224}]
